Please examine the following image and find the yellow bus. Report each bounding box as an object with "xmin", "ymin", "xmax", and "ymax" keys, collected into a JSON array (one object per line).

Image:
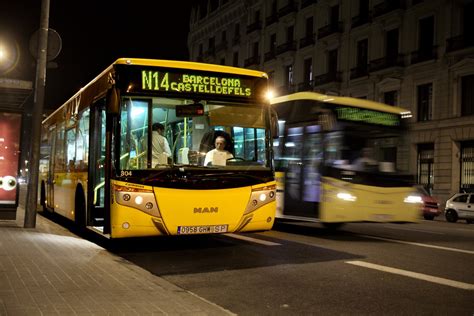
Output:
[
  {"xmin": 270, "ymin": 92, "xmax": 421, "ymax": 228},
  {"xmin": 39, "ymin": 58, "xmax": 277, "ymax": 238}
]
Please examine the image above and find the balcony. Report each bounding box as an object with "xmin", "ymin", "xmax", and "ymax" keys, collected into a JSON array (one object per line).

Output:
[
  {"xmin": 264, "ymin": 50, "xmax": 277, "ymax": 62},
  {"xmin": 278, "ymin": 1, "xmax": 298, "ymax": 17},
  {"xmin": 215, "ymin": 41, "xmax": 228, "ymax": 53},
  {"xmin": 244, "ymin": 55, "xmax": 260, "ymax": 67},
  {"xmin": 314, "ymin": 72, "xmax": 342, "ymax": 86},
  {"xmin": 297, "ymin": 80, "xmax": 314, "ymax": 91},
  {"xmin": 446, "ymin": 34, "xmax": 474, "ymax": 53},
  {"xmin": 369, "ymin": 54, "xmax": 405, "ymax": 72},
  {"xmin": 265, "ymin": 13, "xmax": 278, "ymax": 26},
  {"xmin": 276, "ymin": 41, "xmax": 297, "ymax": 55},
  {"xmin": 318, "ymin": 22, "xmax": 343, "ymax": 39},
  {"xmin": 232, "ymin": 35, "xmax": 240, "ymax": 46},
  {"xmin": 301, "ymin": 0, "xmax": 317, "ymax": 9},
  {"xmin": 350, "ymin": 66, "xmax": 369, "ymax": 80},
  {"xmin": 351, "ymin": 13, "xmax": 371, "ymax": 29},
  {"xmin": 372, "ymin": 0, "xmax": 405, "ymax": 18},
  {"xmin": 410, "ymin": 46, "xmax": 437, "ymax": 64},
  {"xmin": 246, "ymin": 21, "xmax": 262, "ymax": 34},
  {"xmin": 299, "ymin": 34, "xmax": 315, "ymax": 49}
]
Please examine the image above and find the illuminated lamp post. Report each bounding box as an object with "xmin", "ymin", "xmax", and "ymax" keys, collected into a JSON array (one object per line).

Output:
[{"xmin": 0, "ymin": 38, "xmax": 20, "ymax": 75}]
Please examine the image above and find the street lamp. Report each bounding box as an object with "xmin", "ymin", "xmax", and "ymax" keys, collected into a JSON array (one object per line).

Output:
[{"xmin": 0, "ymin": 38, "xmax": 19, "ymax": 75}]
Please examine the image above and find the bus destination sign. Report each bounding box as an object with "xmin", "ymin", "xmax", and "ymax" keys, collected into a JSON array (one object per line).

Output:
[
  {"xmin": 141, "ymin": 70, "xmax": 253, "ymax": 97},
  {"xmin": 335, "ymin": 107, "xmax": 400, "ymax": 127}
]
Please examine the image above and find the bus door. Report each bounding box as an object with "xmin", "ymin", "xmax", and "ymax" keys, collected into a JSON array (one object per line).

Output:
[
  {"xmin": 46, "ymin": 126, "xmax": 56, "ymax": 209},
  {"xmin": 88, "ymin": 101, "xmax": 107, "ymax": 229},
  {"xmin": 283, "ymin": 125, "xmax": 322, "ymax": 218}
]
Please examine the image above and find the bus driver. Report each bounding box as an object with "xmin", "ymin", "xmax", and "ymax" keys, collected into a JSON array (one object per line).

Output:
[{"xmin": 204, "ymin": 136, "xmax": 233, "ymax": 166}]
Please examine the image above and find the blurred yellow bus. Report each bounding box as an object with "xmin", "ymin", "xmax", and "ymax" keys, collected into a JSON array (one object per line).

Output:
[
  {"xmin": 39, "ymin": 58, "xmax": 277, "ymax": 238},
  {"xmin": 271, "ymin": 92, "xmax": 421, "ymax": 228}
]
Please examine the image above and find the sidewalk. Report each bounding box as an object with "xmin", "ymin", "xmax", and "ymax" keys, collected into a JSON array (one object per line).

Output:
[{"xmin": 0, "ymin": 188, "xmax": 233, "ymax": 315}]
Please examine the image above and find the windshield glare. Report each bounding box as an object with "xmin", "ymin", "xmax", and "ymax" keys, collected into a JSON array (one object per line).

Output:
[{"xmin": 119, "ymin": 97, "xmax": 270, "ymax": 170}]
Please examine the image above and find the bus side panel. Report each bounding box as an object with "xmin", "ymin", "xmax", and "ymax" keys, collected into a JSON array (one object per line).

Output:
[
  {"xmin": 320, "ymin": 177, "xmax": 420, "ymax": 223},
  {"xmin": 47, "ymin": 171, "xmax": 88, "ymax": 221}
]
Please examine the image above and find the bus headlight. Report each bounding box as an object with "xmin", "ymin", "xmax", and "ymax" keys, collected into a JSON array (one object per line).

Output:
[
  {"xmin": 404, "ymin": 195, "xmax": 423, "ymax": 204},
  {"xmin": 337, "ymin": 192, "xmax": 357, "ymax": 202},
  {"xmin": 244, "ymin": 184, "xmax": 276, "ymax": 214},
  {"xmin": 114, "ymin": 184, "xmax": 162, "ymax": 217}
]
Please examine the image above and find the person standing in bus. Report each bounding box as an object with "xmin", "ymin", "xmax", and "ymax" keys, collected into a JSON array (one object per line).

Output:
[
  {"xmin": 152, "ymin": 123, "xmax": 172, "ymax": 166},
  {"xmin": 204, "ymin": 136, "xmax": 233, "ymax": 166}
]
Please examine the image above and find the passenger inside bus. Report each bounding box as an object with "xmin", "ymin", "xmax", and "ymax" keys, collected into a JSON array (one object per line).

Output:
[
  {"xmin": 200, "ymin": 131, "xmax": 234, "ymax": 166},
  {"xmin": 151, "ymin": 122, "xmax": 172, "ymax": 166},
  {"xmin": 352, "ymin": 147, "xmax": 378, "ymax": 171}
]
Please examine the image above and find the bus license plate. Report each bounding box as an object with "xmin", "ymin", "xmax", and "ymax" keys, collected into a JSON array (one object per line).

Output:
[{"xmin": 177, "ymin": 225, "xmax": 228, "ymax": 235}]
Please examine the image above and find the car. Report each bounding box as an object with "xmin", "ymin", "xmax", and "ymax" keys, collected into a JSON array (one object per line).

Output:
[
  {"xmin": 444, "ymin": 193, "xmax": 474, "ymax": 223},
  {"xmin": 415, "ymin": 186, "xmax": 441, "ymax": 220}
]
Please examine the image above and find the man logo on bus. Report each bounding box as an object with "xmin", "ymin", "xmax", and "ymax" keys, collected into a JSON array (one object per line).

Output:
[{"xmin": 194, "ymin": 207, "xmax": 219, "ymax": 213}]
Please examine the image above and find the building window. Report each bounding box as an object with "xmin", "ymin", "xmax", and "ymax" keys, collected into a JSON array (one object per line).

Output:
[
  {"xmin": 287, "ymin": 25, "xmax": 294, "ymax": 43},
  {"xmin": 252, "ymin": 41, "xmax": 259, "ymax": 57},
  {"xmin": 234, "ymin": 23, "xmax": 240, "ymax": 38},
  {"xmin": 418, "ymin": 16, "xmax": 434, "ymax": 52},
  {"xmin": 208, "ymin": 37, "xmax": 215, "ymax": 52},
  {"xmin": 417, "ymin": 143, "xmax": 434, "ymax": 194},
  {"xmin": 270, "ymin": 33, "xmax": 277, "ymax": 52},
  {"xmin": 305, "ymin": 16, "xmax": 314, "ymax": 38},
  {"xmin": 386, "ymin": 28, "xmax": 399, "ymax": 59},
  {"xmin": 461, "ymin": 74, "xmax": 474, "ymax": 116},
  {"xmin": 328, "ymin": 49, "xmax": 338, "ymax": 73},
  {"xmin": 220, "ymin": 58, "xmax": 225, "ymax": 65},
  {"xmin": 461, "ymin": 141, "xmax": 474, "ymax": 192},
  {"xmin": 384, "ymin": 90, "xmax": 398, "ymax": 106},
  {"xmin": 303, "ymin": 58, "xmax": 313, "ymax": 83},
  {"xmin": 285, "ymin": 65, "xmax": 294, "ymax": 86},
  {"xmin": 199, "ymin": 43, "xmax": 203, "ymax": 56},
  {"xmin": 221, "ymin": 30, "xmax": 227, "ymax": 42},
  {"xmin": 417, "ymin": 83, "xmax": 432, "ymax": 121},
  {"xmin": 356, "ymin": 39, "xmax": 368, "ymax": 69},
  {"xmin": 232, "ymin": 51, "xmax": 239, "ymax": 67}
]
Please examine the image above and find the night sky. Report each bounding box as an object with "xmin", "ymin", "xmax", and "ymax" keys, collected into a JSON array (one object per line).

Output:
[{"xmin": 0, "ymin": 1, "xmax": 195, "ymax": 111}]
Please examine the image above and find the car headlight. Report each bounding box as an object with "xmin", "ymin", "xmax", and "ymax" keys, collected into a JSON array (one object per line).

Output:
[{"xmin": 404, "ymin": 195, "xmax": 423, "ymax": 204}]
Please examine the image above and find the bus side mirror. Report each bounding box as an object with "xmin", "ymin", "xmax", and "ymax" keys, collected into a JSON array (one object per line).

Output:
[
  {"xmin": 270, "ymin": 109, "xmax": 279, "ymax": 139},
  {"xmin": 106, "ymin": 87, "xmax": 120, "ymax": 114}
]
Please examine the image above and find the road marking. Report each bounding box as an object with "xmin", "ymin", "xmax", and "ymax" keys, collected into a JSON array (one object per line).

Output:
[
  {"xmin": 380, "ymin": 225, "xmax": 445, "ymax": 235},
  {"xmin": 224, "ymin": 233, "xmax": 281, "ymax": 246},
  {"xmin": 346, "ymin": 260, "xmax": 474, "ymax": 290},
  {"xmin": 358, "ymin": 234, "xmax": 474, "ymax": 255}
]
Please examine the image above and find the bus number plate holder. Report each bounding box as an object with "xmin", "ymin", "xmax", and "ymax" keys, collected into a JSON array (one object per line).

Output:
[{"xmin": 177, "ymin": 224, "xmax": 228, "ymax": 235}]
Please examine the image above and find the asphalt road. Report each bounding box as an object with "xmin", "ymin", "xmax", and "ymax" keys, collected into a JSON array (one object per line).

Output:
[{"xmin": 108, "ymin": 218, "xmax": 474, "ymax": 315}]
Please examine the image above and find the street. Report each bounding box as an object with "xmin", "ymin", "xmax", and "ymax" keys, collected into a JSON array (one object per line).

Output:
[{"xmin": 105, "ymin": 218, "xmax": 474, "ymax": 315}]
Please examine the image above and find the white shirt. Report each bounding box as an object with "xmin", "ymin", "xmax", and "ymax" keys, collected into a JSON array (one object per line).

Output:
[
  {"xmin": 152, "ymin": 131, "xmax": 171, "ymax": 165},
  {"xmin": 204, "ymin": 149, "xmax": 233, "ymax": 166}
]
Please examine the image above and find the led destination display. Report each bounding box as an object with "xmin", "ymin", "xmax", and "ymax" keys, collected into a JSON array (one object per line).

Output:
[
  {"xmin": 141, "ymin": 70, "xmax": 253, "ymax": 97},
  {"xmin": 335, "ymin": 107, "xmax": 400, "ymax": 127}
]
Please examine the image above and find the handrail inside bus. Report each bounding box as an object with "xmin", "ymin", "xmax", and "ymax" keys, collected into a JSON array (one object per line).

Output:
[{"xmin": 93, "ymin": 182, "xmax": 105, "ymax": 205}]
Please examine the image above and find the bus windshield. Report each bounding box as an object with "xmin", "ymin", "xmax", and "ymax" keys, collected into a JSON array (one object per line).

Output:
[
  {"xmin": 119, "ymin": 96, "xmax": 270, "ymax": 170},
  {"xmin": 324, "ymin": 122, "xmax": 404, "ymax": 173}
]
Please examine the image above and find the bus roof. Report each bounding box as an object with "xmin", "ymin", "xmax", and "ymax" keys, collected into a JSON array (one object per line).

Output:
[
  {"xmin": 270, "ymin": 92, "xmax": 411, "ymax": 116},
  {"xmin": 114, "ymin": 58, "xmax": 268, "ymax": 79}
]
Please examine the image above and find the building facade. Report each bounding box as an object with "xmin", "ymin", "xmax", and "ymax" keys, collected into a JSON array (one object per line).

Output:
[{"xmin": 188, "ymin": 0, "xmax": 474, "ymax": 204}]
